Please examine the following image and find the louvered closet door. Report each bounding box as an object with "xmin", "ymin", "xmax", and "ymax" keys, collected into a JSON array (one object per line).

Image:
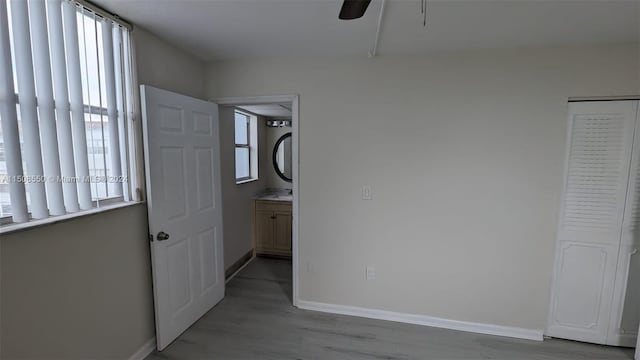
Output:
[
  {"xmin": 547, "ymin": 101, "xmax": 637, "ymax": 345},
  {"xmin": 608, "ymin": 101, "xmax": 640, "ymax": 347}
]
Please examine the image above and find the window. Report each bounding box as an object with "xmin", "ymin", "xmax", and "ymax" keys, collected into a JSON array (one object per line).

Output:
[
  {"xmin": 234, "ymin": 110, "xmax": 257, "ymax": 183},
  {"xmin": 0, "ymin": 1, "xmax": 136, "ymax": 226}
]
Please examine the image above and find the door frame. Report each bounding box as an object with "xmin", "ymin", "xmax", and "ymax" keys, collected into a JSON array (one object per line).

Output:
[
  {"xmin": 637, "ymin": 323, "xmax": 640, "ymax": 359},
  {"xmin": 636, "ymin": 323, "xmax": 639, "ymax": 359},
  {"xmin": 213, "ymin": 94, "xmax": 300, "ymax": 307}
]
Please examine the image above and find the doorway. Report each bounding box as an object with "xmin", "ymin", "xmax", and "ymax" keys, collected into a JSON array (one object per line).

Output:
[{"xmin": 215, "ymin": 95, "xmax": 300, "ymax": 306}]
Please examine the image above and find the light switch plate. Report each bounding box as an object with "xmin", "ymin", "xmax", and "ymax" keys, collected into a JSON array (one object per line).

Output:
[
  {"xmin": 366, "ymin": 266, "xmax": 375, "ymax": 280},
  {"xmin": 362, "ymin": 185, "xmax": 372, "ymax": 200}
]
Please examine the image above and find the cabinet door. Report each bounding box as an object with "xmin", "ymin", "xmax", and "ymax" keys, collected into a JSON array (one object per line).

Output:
[
  {"xmin": 255, "ymin": 211, "xmax": 274, "ymax": 251},
  {"xmin": 274, "ymin": 211, "xmax": 292, "ymax": 253},
  {"xmin": 547, "ymin": 101, "xmax": 637, "ymax": 345}
]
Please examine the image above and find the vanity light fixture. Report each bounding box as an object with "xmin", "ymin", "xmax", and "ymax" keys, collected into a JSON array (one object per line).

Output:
[{"xmin": 266, "ymin": 120, "xmax": 291, "ymax": 127}]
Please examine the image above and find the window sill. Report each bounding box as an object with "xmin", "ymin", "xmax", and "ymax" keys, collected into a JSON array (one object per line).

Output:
[
  {"xmin": 0, "ymin": 201, "xmax": 144, "ymax": 236},
  {"xmin": 236, "ymin": 178, "xmax": 259, "ymax": 185}
]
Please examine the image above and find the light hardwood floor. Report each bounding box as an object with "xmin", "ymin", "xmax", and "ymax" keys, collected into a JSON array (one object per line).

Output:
[{"xmin": 146, "ymin": 257, "xmax": 635, "ymax": 360}]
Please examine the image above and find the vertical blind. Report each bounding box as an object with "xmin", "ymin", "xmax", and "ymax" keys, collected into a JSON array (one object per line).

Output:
[{"xmin": 0, "ymin": 0, "xmax": 135, "ymax": 224}]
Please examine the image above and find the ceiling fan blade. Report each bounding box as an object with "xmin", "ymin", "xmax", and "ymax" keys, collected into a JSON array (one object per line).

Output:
[{"xmin": 339, "ymin": 0, "xmax": 372, "ymax": 20}]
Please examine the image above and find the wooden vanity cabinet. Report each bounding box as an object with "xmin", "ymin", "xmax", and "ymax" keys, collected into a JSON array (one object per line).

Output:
[{"xmin": 254, "ymin": 200, "xmax": 292, "ymax": 257}]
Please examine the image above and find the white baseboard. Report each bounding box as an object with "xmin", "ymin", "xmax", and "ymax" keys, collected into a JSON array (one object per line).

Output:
[
  {"xmin": 127, "ymin": 337, "xmax": 156, "ymax": 360},
  {"xmin": 225, "ymin": 254, "xmax": 255, "ymax": 284},
  {"xmin": 297, "ymin": 300, "xmax": 544, "ymax": 342}
]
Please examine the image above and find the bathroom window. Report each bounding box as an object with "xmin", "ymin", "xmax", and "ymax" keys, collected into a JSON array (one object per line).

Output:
[{"xmin": 235, "ymin": 110, "xmax": 257, "ymax": 183}]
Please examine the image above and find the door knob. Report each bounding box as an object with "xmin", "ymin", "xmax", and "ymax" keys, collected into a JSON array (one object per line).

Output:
[{"xmin": 157, "ymin": 231, "xmax": 170, "ymax": 241}]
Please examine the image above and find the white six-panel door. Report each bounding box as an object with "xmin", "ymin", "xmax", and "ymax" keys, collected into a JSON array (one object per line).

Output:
[
  {"xmin": 547, "ymin": 101, "xmax": 639, "ymax": 346},
  {"xmin": 141, "ymin": 86, "xmax": 224, "ymax": 351}
]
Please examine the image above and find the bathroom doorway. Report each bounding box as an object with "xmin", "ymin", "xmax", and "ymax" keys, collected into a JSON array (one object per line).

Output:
[{"xmin": 214, "ymin": 95, "xmax": 300, "ymax": 306}]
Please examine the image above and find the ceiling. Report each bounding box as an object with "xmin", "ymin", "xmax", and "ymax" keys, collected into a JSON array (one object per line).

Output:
[
  {"xmin": 94, "ymin": 0, "xmax": 640, "ymax": 61},
  {"xmin": 236, "ymin": 104, "xmax": 293, "ymax": 118}
]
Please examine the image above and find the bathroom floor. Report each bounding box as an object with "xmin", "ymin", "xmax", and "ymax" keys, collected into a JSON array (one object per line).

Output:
[{"xmin": 145, "ymin": 257, "xmax": 635, "ymax": 359}]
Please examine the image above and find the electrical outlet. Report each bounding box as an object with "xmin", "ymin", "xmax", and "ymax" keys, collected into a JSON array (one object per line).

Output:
[
  {"xmin": 362, "ymin": 185, "xmax": 373, "ymax": 200},
  {"xmin": 366, "ymin": 266, "xmax": 375, "ymax": 280}
]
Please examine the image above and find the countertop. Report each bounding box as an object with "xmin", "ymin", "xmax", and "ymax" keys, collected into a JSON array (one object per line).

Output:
[{"xmin": 254, "ymin": 193, "xmax": 293, "ymax": 202}]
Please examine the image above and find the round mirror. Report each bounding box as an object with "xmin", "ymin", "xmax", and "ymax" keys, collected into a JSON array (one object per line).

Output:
[{"xmin": 273, "ymin": 132, "xmax": 292, "ymax": 182}]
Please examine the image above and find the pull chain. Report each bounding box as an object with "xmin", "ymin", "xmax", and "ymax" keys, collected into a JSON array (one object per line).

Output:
[{"xmin": 423, "ymin": 0, "xmax": 427, "ymax": 27}]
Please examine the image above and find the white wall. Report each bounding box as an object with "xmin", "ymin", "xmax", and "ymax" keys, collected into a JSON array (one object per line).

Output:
[
  {"xmin": 219, "ymin": 108, "xmax": 269, "ymax": 269},
  {"xmin": 206, "ymin": 44, "xmax": 640, "ymax": 331},
  {"xmin": 1, "ymin": 205, "xmax": 153, "ymax": 360},
  {"xmin": 134, "ymin": 28, "xmax": 206, "ymax": 99},
  {"xmin": 0, "ymin": 25, "xmax": 208, "ymax": 360}
]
